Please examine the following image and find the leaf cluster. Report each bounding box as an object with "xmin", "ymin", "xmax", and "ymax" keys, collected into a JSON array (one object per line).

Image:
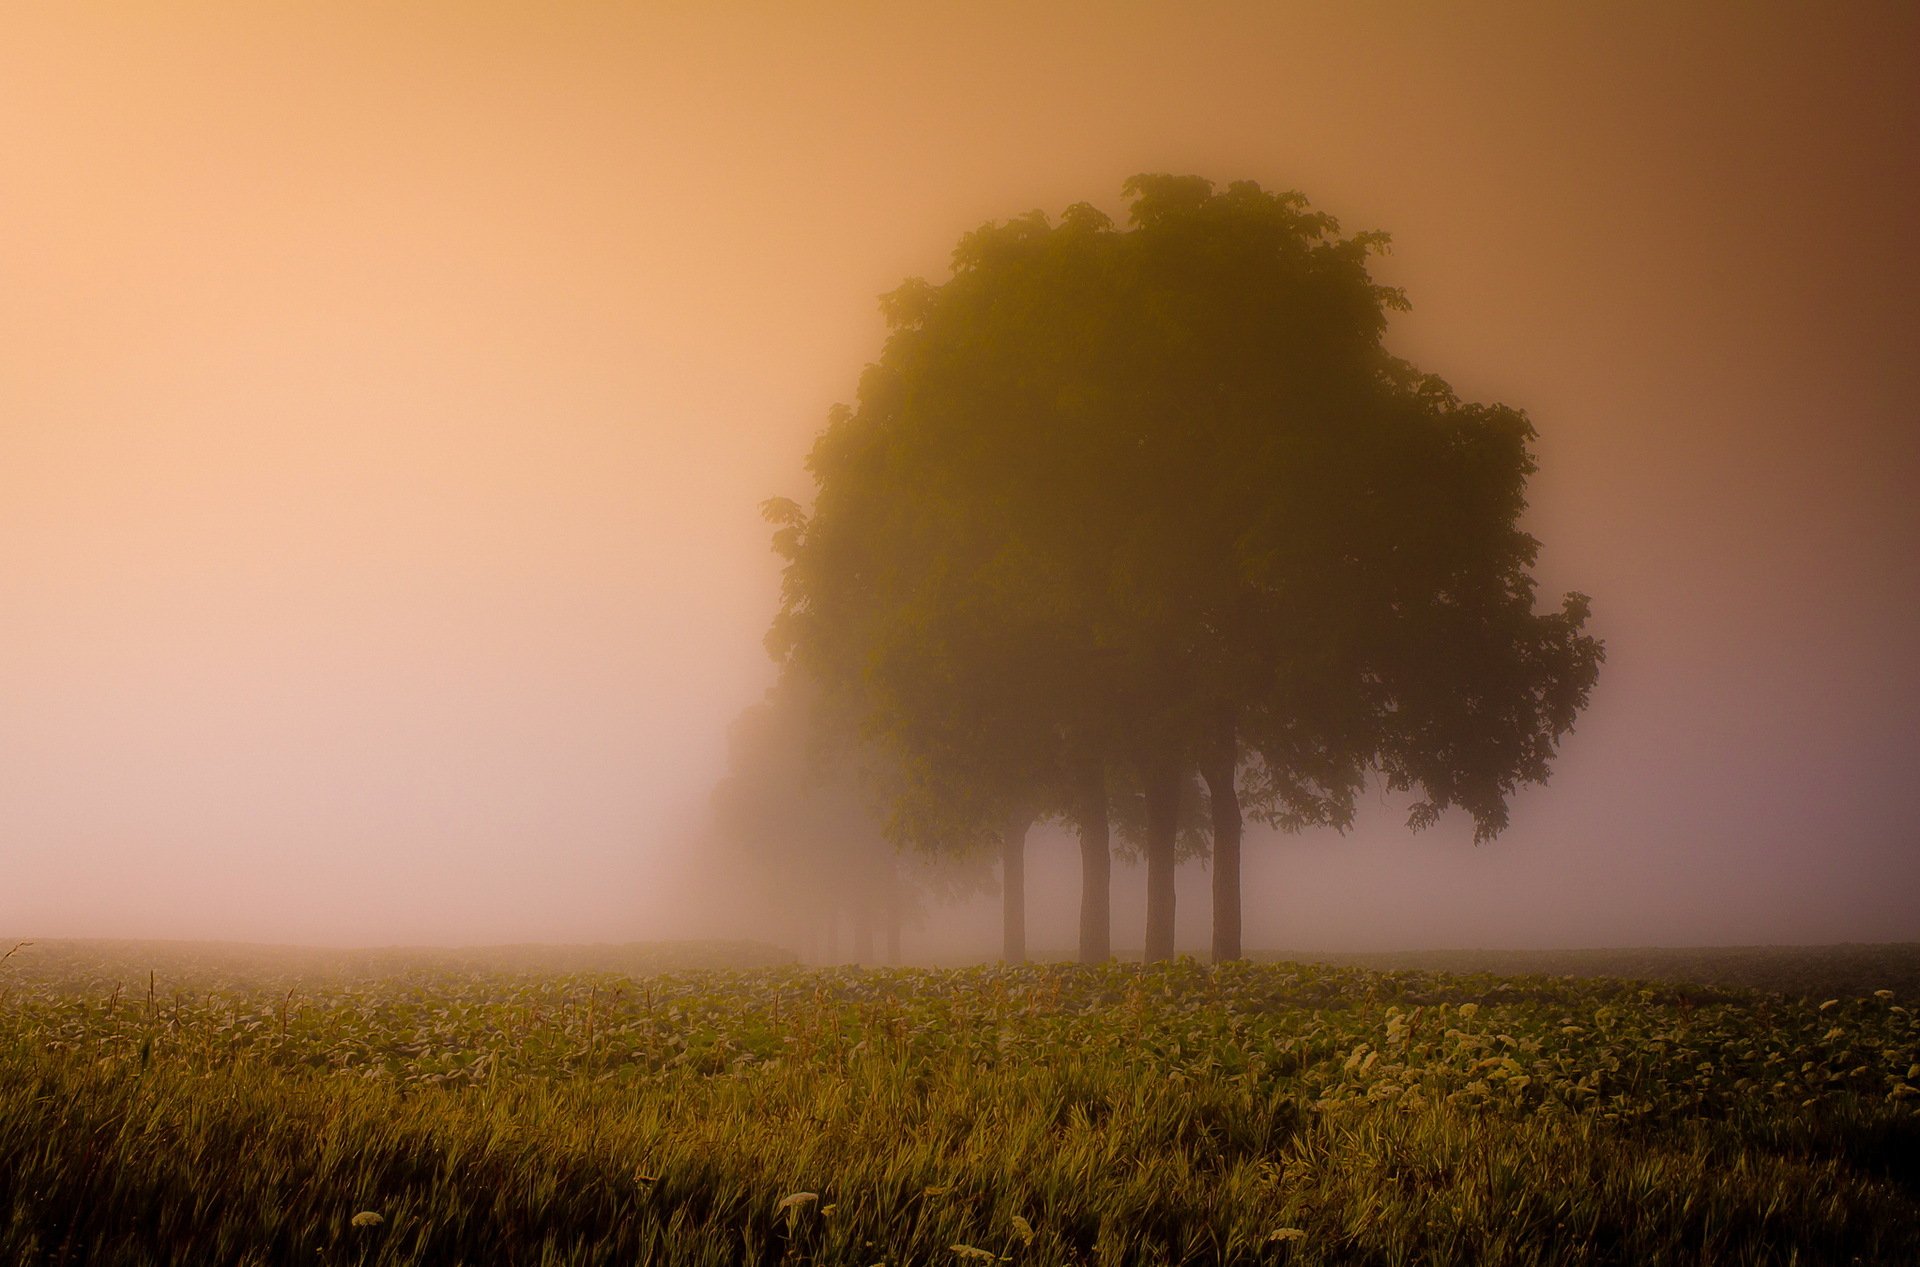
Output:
[{"xmin": 770, "ymin": 175, "xmax": 1601, "ymax": 858}]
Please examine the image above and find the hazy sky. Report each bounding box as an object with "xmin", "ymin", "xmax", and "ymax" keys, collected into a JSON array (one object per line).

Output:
[{"xmin": 3, "ymin": 2, "xmax": 1915, "ymax": 951}]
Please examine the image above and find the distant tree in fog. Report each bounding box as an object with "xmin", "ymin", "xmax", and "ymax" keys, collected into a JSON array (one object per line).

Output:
[
  {"xmin": 709, "ymin": 674, "xmax": 916, "ymax": 963},
  {"xmin": 769, "ymin": 175, "xmax": 1602, "ymax": 964},
  {"xmin": 763, "ymin": 488, "xmax": 1074, "ymax": 963}
]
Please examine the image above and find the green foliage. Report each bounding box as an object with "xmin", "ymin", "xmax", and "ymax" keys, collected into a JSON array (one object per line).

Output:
[
  {"xmin": 1292, "ymin": 943, "xmax": 1920, "ymax": 1005},
  {"xmin": 2, "ymin": 943, "xmax": 1917, "ymax": 1263},
  {"xmin": 770, "ymin": 173, "xmax": 1602, "ymax": 915}
]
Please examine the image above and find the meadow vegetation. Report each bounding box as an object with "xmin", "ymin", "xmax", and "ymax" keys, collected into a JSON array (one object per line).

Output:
[{"xmin": 1, "ymin": 942, "xmax": 1915, "ymax": 1265}]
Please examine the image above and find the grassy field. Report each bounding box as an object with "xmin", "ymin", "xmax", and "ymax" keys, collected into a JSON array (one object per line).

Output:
[
  {"xmin": 1285, "ymin": 944, "xmax": 1920, "ymax": 1006},
  {"xmin": 0, "ymin": 942, "xmax": 1915, "ymax": 1265}
]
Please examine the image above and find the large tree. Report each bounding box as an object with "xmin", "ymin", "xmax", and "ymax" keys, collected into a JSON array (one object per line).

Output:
[{"xmin": 771, "ymin": 176, "xmax": 1600, "ymax": 963}]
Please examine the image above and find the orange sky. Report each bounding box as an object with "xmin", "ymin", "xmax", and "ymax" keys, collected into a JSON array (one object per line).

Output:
[{"xmin": 2, "ymin": 2, "xmax": 1915, "ymax": 950}]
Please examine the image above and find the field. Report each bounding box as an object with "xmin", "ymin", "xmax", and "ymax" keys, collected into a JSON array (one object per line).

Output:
[
  {"xmin": 1285, "ymin": 944, "xmax": 1920, "ymax": 1006},
  {"xmin": 0, "ymin": 942, "xmax": 1916, "ymax": 1265}
]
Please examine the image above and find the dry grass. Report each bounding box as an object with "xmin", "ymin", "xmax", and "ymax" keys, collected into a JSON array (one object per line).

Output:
[{"xmin": 0, "ymin": 944, "xmax": 1914, "ymax": 1264}]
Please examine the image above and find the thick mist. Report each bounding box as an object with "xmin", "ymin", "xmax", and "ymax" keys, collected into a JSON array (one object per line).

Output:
[{"xmin": 2, "ymin": 2, "xmax": 1915, "ymax": 958}]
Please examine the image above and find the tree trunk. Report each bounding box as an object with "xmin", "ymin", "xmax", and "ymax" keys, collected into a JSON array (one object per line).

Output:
[
  {"xmin": 1077, "ymin": 761, "xmax": 1111, "ymax": 963},
  {"xmin": 825, "ymin": 907, "xmax": 840, "ymax": 962},
  {"xmin": 1142, "ymin": 756, "xmax": 1180, "ymax": 962},
  {"xmin": 1201, "ymin": 733, "xmax": 1243, "ymax": 963},
  {"xmin": 1002, "ymin": 810, "xmax": 1030, "ymax": 963}
]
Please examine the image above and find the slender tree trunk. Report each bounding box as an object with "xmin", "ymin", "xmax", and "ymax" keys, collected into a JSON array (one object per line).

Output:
[
  {"xmin": 884, "ymin": 855, "xmax": 903, "ymax": 964},
  {"xmin": 1201, "ymin": 729, "xmax": 1243, "ymax": 963},
  {"xmin": 1002, "ymin": 810, "xmax": 1030, "ymax": 964},
  {"xmin": 825, "ymin": 907, "xmax": 840, "ymax": 962},
  {"xmin": 1077, "ymin": 761, "xmax": 1111, "ymax": 963},
  {"xmin": 852, "ymin": 895, "xmax": 874, "ymax": 964},
  {"xmin": 1143, "ymin": 756, "xmax": 1181, "ymax": 962}
]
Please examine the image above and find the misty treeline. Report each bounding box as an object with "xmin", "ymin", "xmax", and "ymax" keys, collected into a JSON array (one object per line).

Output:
[{"xmin": 713, "ymin": 176, "xmax": 1602, "ymax": 964}]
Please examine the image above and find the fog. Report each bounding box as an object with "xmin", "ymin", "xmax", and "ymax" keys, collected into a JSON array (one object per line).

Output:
[{"xmin": 2, "ymin": 3, "xmax": 1915, "ymax": 958}]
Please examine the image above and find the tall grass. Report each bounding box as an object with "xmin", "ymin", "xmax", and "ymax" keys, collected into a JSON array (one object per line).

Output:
[{"xmin": 0, "ymin": 949, "xmax": 1914, "ymax": 1264}]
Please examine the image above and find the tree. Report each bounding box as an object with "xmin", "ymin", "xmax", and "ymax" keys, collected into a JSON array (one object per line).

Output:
[
  {"xmin": 708, "ymin": 673, "xmax": 922, "ymax": 962},
  {"xmin": 765, "ymin": 383, "xmax": 1094, "ymax": 963},
  {"xmin": 771, "ymin": 175, "xmax": 1601, "ymax": 963}
]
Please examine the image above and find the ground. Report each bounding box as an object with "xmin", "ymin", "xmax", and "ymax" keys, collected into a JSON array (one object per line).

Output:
[{"xmin": 0, "ymin": 941, "xmax": 1915, "ymax": 1264}]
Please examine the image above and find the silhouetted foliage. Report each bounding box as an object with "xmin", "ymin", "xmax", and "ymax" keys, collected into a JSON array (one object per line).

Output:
[{"xmin": 770, "ymin": 175, "xmax": 1601, "ymax": 963}]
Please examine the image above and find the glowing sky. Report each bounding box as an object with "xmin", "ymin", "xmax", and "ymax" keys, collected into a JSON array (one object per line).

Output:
[{"xmin": 2, "ymin": 2, "xmax": 1915, "ymax": 950}]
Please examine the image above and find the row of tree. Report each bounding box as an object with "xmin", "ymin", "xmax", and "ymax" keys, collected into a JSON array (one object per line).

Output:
[
  {"xmin": 708, "ymin": 668, "xmax": 1209, "ymax": 962},
  {"xmin": 723, "ymin": 176, "xmax": 1602, "ymax": 963}
]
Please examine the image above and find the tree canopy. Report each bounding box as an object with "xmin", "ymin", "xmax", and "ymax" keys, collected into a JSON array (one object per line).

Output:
[{"xmin": 769, "ymin": 174, "xmax": 1602, "ymax": 962}]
